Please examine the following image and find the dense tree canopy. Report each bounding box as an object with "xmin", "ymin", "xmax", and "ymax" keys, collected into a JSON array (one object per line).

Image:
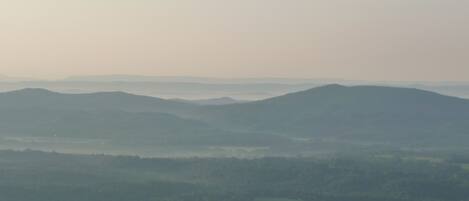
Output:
[{"xmin": 0, "ymin": 150, "xmax": 468, "ymax": 201}]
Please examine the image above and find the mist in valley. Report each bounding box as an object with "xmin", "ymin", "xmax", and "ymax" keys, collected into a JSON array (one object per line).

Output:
[{"xmin": 2, "ymin": 0, "xmax": 469, "ymax": 200}]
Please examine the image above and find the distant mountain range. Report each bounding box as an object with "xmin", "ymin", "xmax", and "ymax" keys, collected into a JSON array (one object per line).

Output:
[
  {"xmin": 0, "ymin": 88, "xmax": 286, "ymax": 151},
  {"xmin": 0, "ymin": 85, "xmax": 468, "ymax": 155},
  {"xmin": 0, "ymin": 75, "xmax": 37, "ymax": 82},
  {"xmin": 63, "ymin": 75, "xmax": 334, "ymax": 84},
  {"xmin": 171, "ymin": 97, "xmax": 247, "ymax": 105},
  {"xmin": 2, "ymin": 75, "xmax": 469, "ymax": 100}
]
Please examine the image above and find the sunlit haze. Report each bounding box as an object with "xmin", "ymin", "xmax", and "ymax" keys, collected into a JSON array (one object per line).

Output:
[{"xmin": 1, "ymin": 0, "xmax": 468, "ymax": 81}]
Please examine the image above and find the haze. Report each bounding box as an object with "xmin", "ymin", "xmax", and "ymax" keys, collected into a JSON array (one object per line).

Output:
[{"xmin": 1, "ymin": 0, "xmax": 468, "ymax": 81}]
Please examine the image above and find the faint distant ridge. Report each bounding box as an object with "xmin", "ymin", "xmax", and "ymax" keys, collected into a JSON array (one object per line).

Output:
[
  {"xmin": 171, "ymin": 97, "xmax": 248, "ymax": 105},
  {"xmin": 0, "ymin": 74, "xmax": 38, "ymax": 82},
  {"xmin": 5, "ymin": 88, "xmax": 59, "ymax": 95},
  {"xmin": 63, "ymin": 75, "xmax": 341, "ymax": 84}
]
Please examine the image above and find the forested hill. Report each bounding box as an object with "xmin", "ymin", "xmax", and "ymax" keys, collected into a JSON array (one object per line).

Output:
[
  {"xmin": 0, "ymin": 88, "xmax": 196, "ymax": 113},
  {"xmin": 1, "ymin": 85, "xmax": 469, "ymax": 153},
  {"xmin": 199, "ymin": 85, "xmax": 469, "ymax": 143}
]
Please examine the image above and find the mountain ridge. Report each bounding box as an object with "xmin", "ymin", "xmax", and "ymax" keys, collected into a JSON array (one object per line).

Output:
[
  {"xmin": 0, "ymin": 88, "xmax": 197, "ymax": 114},
  {"xmin": 1, "ymin": 85, "xmax": 469, "ymax": 151},
  {"xmin": 198, "ymin": 84, "xmax": 469, "ymax": 144}
]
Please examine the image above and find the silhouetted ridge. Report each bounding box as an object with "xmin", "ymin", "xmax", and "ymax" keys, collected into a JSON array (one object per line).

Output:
[
  {"xmin": 5, "ymin": 88, "xmax": 59, "ymax": 95},
  {"xmin": 0, "ymin": 88, "xmax": 196, "ymax": 113},
  {"xmin": 1, "ymin": 85, "xmax": 469, "ymax": 148},
  {"xmin": 200, "ymin": 85, "xmax": 469, "ymax": 143},
  {"xmin": 172, "ymin": 97, "xmax": 246, "ymax": 105}
]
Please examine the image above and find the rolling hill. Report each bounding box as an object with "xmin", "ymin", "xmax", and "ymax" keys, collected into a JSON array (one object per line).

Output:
[
  {"xmin": 0, "ymin": 88, "xmax": 196, "ymax": 114},
  {"xmin": 199, "ymin": 84, "xmax": 469, "ymax": 145},
  {"xmin": 1, "ymin": 85, "xmax": 469, "ymax": 153},
  {"xmin": 0, "ymin": 89, "xmax": 289, "ymax": 151},
  {"xmin": 0, "ymin": 109, "xmax": 287, "ymax": 148}
]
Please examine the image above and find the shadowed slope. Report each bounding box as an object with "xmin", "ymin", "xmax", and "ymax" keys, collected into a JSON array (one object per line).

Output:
[
  {"xmin": 200, "ymin": 85, "xmax": 469, "ymax": 143},
  {"xmin": 0, "ymin": 88, "xmax": 196, "ymax": 114}
]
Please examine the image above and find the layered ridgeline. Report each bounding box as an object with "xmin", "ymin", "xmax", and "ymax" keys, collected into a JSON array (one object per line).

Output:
[
  {"xmin": 0, "ymin": 85, "xmax": 468, "ymax": 155},
  {"xmin": 0, "ymin": 88, "xmax": 195, "ymax": 113},
  {"xmin": 200, "ymin": 85, "xmax": 469, "ymax": 146},
  {"xmin": 0, "ymin": 89, "xmax": 288, "ymax": 155},
  {"xmin": 171, "ymin": 97, "xmax": 246, "ymax": 105}
]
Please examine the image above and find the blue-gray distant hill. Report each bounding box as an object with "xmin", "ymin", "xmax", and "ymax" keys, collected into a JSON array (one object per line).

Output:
[
  {"xmin": 0, "ymin": 89, "xmax": 287, "ymax": 149},
  {"xmin": 1, "ymin": 85, "xmax": 469, "ymax": 154},
  {"xmin": 199, "ymin": 85, "xmax": 469, "ymax": 146},
  {"xmin": 0, "ymin": 88, "xmax": 196, "ymax": 113},
  {"xmin": 171, "ymin": 97, "xmax": 247, "ymax": 105}
]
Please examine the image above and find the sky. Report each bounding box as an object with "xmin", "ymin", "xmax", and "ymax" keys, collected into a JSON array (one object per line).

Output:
[{"xmin": 0, "ymin": 0, "xmax": 468, "ymax": 81}]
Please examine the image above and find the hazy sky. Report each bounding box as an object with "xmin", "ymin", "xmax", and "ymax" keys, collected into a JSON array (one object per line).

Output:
[{"xmin": 0, "ymin": 0, "xmax": 468, "ymax": 81}]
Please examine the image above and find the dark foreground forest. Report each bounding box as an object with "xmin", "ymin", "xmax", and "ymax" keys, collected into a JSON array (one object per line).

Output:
[{"xmin": 1, "ymin": 150, "xmax": 469, "ymax": 201}]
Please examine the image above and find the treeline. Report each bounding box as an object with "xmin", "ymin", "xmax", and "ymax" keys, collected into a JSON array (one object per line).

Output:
[{"xmin": 0, "ymin": 150, "xmax": 468, "ymax": 201}]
